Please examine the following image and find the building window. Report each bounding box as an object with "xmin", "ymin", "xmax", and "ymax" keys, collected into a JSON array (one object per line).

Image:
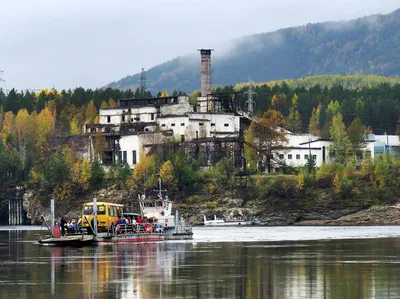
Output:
[
  {"xmin": 296, "ymin": 154, "xmax": 300, "ymax": 160},
  {"xmin": 275, "ymin": 168, "xmax": 280, "ymax": 173},
  {"xmin": 312, "ymin": 155, "xmax": 317, "ymax": 160},
  {"xmin": 288, "ymin": 154, "xmax": 292, "ymax": 160},
  {"xmin": 181, "ymin": 123, "xmax": 185, "ymax": 126},
  {"xmin": 145, "ymin": 128, "xmax": 149, "ymax": 132},
  {"xmin": 211, "ymin": 123, "xmax": 215, "ymax": 127},
  {"xmin": 199, "ymin": 122, "xmax": 203, "ymax": 126},
  {"xmin": 90, "ymin": 128, "xmax": 95, "ymax": 133},
  {"xmin": 123, "ymin": 151, "xmax": 127, "ymax": 163},
  {"xmin": 132, "ymin": 150, "xmax": 137, "ymax": 165},
  {"xmin": 122, "ymin": 115, "xmax": 125, "ymax": 122},
  {"xmin": 117, "ymin": 151, "xmax": 122, "ymax": 163},
  {"xmin": 224, "ymin": 123, "xmax": 229, "ymax": 127},
  {"xmin": 305, "ymin": 154, "xmax": 309, "ymax": 160},
  {"xmin": 171, "ymin": 123, "xmax": 176, "ymax": 127},
  {"xmin": 161, "ymin": 124, "xmax": 166, "ymax": 127},
  {"xmin": 151, "ymin": 113, "xmax": 154, "ymax": 121},
  {"xmin": 181, "ymin": 135, "xmax": 185, "ymax": 142},
  {"xmin": 279, "ymin": 154, "xmax": 284, "ymax": 159},
  {"xmin": 107, "ymin": 116, "xmax": 111, "ymax": 123},
  {"xmin": 131, "ymin": 118, "xmax": 134, "ymax": 122}
]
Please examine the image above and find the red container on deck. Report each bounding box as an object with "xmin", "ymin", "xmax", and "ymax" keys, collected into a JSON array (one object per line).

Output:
[{"xmin": 53, "ymin": 226, "xmax": 61, "ymax": 238}]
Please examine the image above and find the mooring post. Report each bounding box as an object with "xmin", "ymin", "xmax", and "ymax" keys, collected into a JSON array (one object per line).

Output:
[
  {"xmin": 8, "ymin": 196, "xmax": 12, "ymax": 225},
  {"xmin": 50, "ymin": 198, "xmax": 55, "ymax": 236},
  {"xmin": 93, "ymin": 197, "xmax": 97, "ymax": 238}
]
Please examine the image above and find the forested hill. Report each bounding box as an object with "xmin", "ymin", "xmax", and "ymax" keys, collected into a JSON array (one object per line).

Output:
[{"xmin": 107, "ymin": 9, "xmax": 400, "ymax": 93}]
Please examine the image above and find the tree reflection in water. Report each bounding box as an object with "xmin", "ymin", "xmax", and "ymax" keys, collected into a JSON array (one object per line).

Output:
[{"xmin": 0, "ymin": 229, "xmax": 400, "ymax": 298}]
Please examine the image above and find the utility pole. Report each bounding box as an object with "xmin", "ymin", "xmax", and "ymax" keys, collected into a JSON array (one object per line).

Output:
[{"xmin": 244, "ymin": 77, "xmax": 257, "ymax": 115}]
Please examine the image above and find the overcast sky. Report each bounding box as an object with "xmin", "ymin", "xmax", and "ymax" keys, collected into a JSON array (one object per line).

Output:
[{"xmin": 0, "ymin": 0, "xmax": 399, "ymax": 91}]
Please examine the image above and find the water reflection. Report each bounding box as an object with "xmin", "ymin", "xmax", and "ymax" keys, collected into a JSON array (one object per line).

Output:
[{"xmin": 1, "ymin": 229, "xmax": 400, "ymax": 298}]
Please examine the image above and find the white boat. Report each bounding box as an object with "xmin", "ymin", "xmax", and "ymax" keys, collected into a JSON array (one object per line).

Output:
[{"xmin": 203, "ymin": 215, "xmax": 253, "ymax": 226}]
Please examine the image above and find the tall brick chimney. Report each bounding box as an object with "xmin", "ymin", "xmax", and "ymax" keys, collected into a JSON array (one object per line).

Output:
[{"xmin": 199, "ymin": 49, "xmax": 212, "ymax": 97}]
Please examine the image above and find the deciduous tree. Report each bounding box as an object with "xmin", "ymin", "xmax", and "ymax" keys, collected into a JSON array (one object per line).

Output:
[
  {"xmin": 347, "ymin": 118, "xmax": 367, "ymax": 158},
  {"xmin": 160, "ymin": 160, "xmax": 177, "ymax": 191},
  {"xmin": 247, "ymin": 109, "xmax": 288, "ymax": 172},
  {"xmin": 329, "ymin": 113, "xmax": 351, "ymax": 164}
]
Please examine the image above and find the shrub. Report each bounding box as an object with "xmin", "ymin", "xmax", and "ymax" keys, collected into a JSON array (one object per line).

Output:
[
  {"xmin": 204, "ymin": 201, "xmax": 218, "ymax": 208},
  {"xmin": 296, "ymin": 173, "xmax": 305, "ymax": 191},
  {"xmin": 267, "ymin": 176, "xmax": 298, "ymax": 199},
  {"xmin": 315, "ymin": 163, "xmax": 344, "ymax": 188}
]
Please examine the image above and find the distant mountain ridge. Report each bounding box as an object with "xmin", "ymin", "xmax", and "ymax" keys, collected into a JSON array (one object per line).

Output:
[{"xmin": 107, "ymin": 8, "xmax": 400, "ymax": 93}]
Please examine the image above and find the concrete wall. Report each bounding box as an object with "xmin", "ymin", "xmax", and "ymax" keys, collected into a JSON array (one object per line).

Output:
[
  {"xmin": 117, "ymin": 135, "xmax": 141, "ymax": 166},
  {"xmin": 159, "ymin": 96, "xmax": 192, "ymax": 115},
  {"xmin": 100, "ymin": 107, "xmax": 158, "ymax": 125}
]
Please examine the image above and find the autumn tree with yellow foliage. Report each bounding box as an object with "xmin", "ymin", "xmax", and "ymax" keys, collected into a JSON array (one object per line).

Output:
[
  {"xmin": 127, "ymin": 154, "xmax": 157, "ymax": 194},
  {"xmin": 34, "ymin": 107, "xmax": 56, "ymax": 165},
  {"xmin": 244, "ymin": 109, "xmax": 288, "ymax": 172}
]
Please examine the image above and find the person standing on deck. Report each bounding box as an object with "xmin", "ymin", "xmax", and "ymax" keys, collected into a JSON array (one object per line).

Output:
[{"xmin": 60, "ymin": 216, "xmax": 66, "ymax": 236}]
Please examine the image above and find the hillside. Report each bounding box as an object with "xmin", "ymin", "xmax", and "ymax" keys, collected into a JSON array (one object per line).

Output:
[{"xmin": 107, "ymin": 9, "xmax": 400, "ymax": 93}]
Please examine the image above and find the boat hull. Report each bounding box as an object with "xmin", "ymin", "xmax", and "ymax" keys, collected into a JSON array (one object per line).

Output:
[
  {"xmin": 38, "ymin": 231, "xmax": 193, "ymax": 246},
  {"xmin": 164, "ymin": 232, "xmax": 194, "ymax": 240},
  {"xmin": 38, "ymin": 235, "xmax": 96, "ymax": 246},
  {"xmin": 96, "ymin": 233, "xmax": 164, "ymax": 243},
  {"xmin": 204, "ymin": 221, "xmax": 253, "ymax": 226}
]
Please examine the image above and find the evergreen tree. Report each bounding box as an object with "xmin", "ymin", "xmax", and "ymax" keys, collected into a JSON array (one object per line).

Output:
[{"xmin": 90, "ymin": 159, "xmax": 105, "ymax": 189}]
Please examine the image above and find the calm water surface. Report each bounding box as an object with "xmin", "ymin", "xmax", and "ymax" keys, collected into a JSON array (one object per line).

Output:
[{"xmin": 1, "ymin": 226, "xmax": 400, "ymax": 299}]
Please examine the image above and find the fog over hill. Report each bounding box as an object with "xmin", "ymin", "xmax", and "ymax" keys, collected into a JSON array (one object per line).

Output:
[{"xmin": 107, "ymin": 9, "xmax": 400, "ymax": 93}]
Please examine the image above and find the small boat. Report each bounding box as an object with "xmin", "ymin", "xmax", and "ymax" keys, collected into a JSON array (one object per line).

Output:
[{"xmin": 203, "ymin": 215, "xmax": 253, "ymax": 226}]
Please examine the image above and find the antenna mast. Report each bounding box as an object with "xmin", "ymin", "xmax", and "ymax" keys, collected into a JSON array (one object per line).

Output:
[
  {"xmin": 244, "ymin": 76, "xmax": 257, "ymax": 114},
  {"xmin": 139, "ymin": 68, "xmax": 148, "ymax": 91}
]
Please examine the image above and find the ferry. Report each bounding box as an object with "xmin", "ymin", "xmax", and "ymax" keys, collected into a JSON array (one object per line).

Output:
[{"xmin": 39, "ymin": 190, "xmax": 193, "ymax": 246}]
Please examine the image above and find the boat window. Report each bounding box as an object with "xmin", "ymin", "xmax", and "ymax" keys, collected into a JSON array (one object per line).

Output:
[
  {"xmin": 110, "ymin": 206, "xmax": 116, "ymax": 217},
  {"xmin": 97, "ymin": 205, "xmax": 106, "ymax": 215},
  {"xmin": 117, "ymin": 207, "xmax": 122, "ymax": 217}
]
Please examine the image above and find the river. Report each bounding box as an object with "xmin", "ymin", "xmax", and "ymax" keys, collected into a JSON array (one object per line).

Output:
[{"xmin": 1, "ymin": 226, "xmax": 400, "ymax": 298}]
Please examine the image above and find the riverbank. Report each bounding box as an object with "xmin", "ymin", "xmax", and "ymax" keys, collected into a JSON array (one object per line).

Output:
[
  {"xmin": 296, "ymin": 205, "xmax": 400, "ymax": 226},
  {"xmin": 18, "ymin": 174, "xmax": 400, "ymax": 227}
]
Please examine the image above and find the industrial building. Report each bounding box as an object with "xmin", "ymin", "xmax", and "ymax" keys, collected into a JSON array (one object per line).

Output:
[{"xmin": 84, "ymin": 50, "xmax": 400, "ymax": 173}]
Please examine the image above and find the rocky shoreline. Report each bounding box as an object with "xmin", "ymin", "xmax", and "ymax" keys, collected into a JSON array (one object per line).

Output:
[
  {"xmin": 295, "ymin": 205, "xmax": 400, "ymax": 226},
  {"xmin": 21, "ymin": 187, "xmax": 400, "ymax": 227}
]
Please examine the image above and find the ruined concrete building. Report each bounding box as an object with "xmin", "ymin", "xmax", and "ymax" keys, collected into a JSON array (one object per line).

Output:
[{"xmin": 85, "ymin": 49, "xmax": 248, "ymax": 168}]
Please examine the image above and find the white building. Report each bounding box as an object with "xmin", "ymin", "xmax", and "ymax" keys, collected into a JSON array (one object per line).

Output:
[{"xmin": 267, "ymin": 132, "xmax": 398, "ymax": 173}]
